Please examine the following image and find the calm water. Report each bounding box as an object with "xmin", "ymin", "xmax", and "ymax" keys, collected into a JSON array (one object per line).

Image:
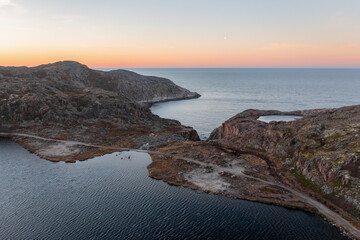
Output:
[
  {"xmin": 257, "ymin": 115, "xmax": 303, "ymax": 123},
  {"xmin": 124, "ymin": 68, "xmax": 360, "ymax": 139},
  {"xmin": 0, "ymin": 139, "xmax": 350, "ymax": 239}
]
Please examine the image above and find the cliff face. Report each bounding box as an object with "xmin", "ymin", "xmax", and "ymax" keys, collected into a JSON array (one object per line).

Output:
[
  {"xmin": 0, "ymin": 61, "xmax": 200, "ymax": 149},
  {"xmin": 209, "ymin": 105, "xmax": 360, "ymax": 222}
]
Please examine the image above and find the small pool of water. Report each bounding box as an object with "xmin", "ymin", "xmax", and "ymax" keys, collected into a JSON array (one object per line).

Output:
[{"xmin": 257, "ymin": 115, "xmax": 302, "ymax": 123}]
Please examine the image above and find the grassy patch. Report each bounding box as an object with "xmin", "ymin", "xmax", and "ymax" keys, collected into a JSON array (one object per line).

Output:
[{"xmin": 291, "ymin": 169, "xmax": 321, "ymax": 193}]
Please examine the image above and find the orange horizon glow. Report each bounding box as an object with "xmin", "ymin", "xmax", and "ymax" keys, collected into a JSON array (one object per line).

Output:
[
  {"xmin": 1, "ymin": 43, "xmax": 359, "ymax": 68},
  {"xmin": 1, "ymin": 1, "xmax": 360, "ymax": 68}
]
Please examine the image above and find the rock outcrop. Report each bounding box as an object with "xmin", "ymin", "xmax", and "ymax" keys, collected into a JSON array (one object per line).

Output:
[
  {"xmin": 106, "ymin": 69, "xmax": 200, "ymax": 105},
  {"xmin": 209, "ymin": 105, "xmax": 360, "ymax": 228}
]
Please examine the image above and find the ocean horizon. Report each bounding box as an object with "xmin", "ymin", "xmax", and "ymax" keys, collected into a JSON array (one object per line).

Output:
[{"xmin": 97, "ymin": 67, "xmax": 360, "ymax": 139}]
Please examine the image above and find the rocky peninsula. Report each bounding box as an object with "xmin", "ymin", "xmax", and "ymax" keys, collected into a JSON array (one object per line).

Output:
[
  {"xmin": 148, "ymin": 106, "xmax": 360, "ymax": 239},
  {"xmin": 0, "ymin": 61, "xmax": 359, "ymax": 239},
  {"xmin": 0, "ymin": 61, "xmax": 200, "ymax": 160}
]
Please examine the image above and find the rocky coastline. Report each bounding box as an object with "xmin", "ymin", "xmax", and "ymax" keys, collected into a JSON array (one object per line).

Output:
[
  {"xmin": 0, "ymin": 62, "xmax": 359, "ymax": 239},
  {"xmin": 148, "ymin": 105, "xmax": 360, "ymax": 239}
]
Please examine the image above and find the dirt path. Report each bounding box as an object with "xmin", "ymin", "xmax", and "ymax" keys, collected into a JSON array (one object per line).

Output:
[{"xmin": 1, "ymin": 132, "xmax": 359, "ymax": 239}]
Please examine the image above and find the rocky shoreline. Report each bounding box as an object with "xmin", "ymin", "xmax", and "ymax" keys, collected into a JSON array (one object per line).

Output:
[
  {"xmin": 1, "ymin": 126, "xmax": 359, "ymax": 239},
  {"xmin": 0, "ymin": 61, "xmax": 359, "ymax": 239}
]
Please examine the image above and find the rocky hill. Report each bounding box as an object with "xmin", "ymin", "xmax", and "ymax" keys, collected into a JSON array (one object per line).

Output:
[
  {"xmin": 209, "ymin": 105, "xmax": 360, "ymax": 227},
  {"xmin": 0, "ymin": 61, "xmax": 200, "ymax": 158},
  {"xmin": 0, "ymin": 61, "xmax": 199, "ymax": 106}
]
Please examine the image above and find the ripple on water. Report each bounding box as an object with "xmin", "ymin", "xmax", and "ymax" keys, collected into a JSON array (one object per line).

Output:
[{"xmin": 0, "ymin": 139, "xmax": 351, "ymax": 239}]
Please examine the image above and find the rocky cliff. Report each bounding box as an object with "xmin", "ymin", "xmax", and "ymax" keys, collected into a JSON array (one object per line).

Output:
[{"xmin": 209, "ymin": 105, "xmax": 360, "ymax": 226}]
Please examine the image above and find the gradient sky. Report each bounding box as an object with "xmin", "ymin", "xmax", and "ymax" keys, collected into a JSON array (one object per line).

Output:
[{"xmin": 0, "ymin": 0, "xmax": 360, "ymax": 67}]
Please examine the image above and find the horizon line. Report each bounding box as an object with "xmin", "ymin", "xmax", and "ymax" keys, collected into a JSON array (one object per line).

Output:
[
  {"xmin": 1, "ymin": 61, "xmax": 359, "ymax": 69},
  {"xmin": 94, "ymin": 66, "xmax": 360, "ymax": 69}
]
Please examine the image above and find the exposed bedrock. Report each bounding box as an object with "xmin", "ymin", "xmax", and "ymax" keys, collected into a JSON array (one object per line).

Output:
[
  {"xmin": 0, "ymin": 61, "xmax": 200, "ymax": 150},
  {"xmin": 209, "ymin": 105, "xmax": 360, "ymax": 227}
]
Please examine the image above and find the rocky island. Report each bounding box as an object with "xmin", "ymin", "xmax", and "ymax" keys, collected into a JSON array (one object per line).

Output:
[{"xmin": 0, "ymin": 61, "xmax": 359, "ymax": 239}]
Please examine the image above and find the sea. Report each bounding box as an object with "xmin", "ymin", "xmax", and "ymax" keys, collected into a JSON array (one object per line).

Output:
[
  {"xmin": 1, "ymin": 68, "xmax": 359, "ymax": 239},
  {"xmin": 126, "ymin": 68, "xmax": 360, "ymax": 139}
]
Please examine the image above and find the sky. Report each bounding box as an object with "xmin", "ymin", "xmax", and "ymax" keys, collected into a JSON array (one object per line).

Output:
[{"xmin": 0, "ymin": 0, "xmax": 359, "ymax": 68}]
